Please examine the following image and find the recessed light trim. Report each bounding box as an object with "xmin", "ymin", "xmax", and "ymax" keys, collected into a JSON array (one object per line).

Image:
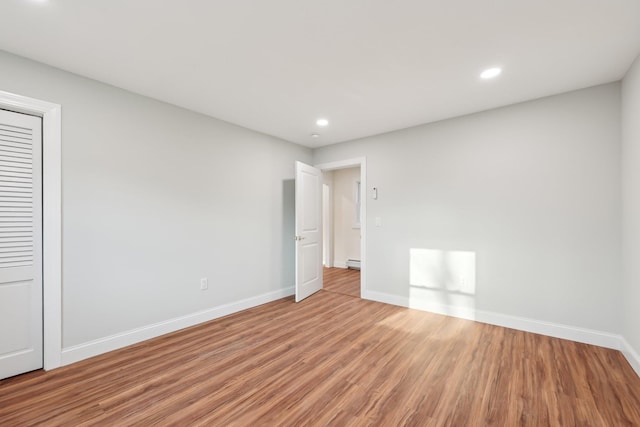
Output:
[
  {"xmin": 311, "ymin": 133, "xmax": 320, "ymax": 138},
  {"xmin": 316, "ymin": 118, "xmax": 329, "ymax": 127},
  {"xmin": 480, "ymin": 67, "xmax": 502, "ymax": 79}
]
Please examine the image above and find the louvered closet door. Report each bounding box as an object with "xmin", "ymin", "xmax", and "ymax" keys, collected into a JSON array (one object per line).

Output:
[{"xmin": 0, "ymin": 109, "xmax": 42, "ymax": 380}]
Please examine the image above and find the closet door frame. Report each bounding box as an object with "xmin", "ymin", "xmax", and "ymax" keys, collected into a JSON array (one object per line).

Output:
[{"xmin": 0, "ymin": 90, "xmax": 62, "ymax": 371}]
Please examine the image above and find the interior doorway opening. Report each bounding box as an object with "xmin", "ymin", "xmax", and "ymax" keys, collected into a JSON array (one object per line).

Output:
[{"xmin": 315, "ymin": 158, "xmax": 366, "ymax": 299}]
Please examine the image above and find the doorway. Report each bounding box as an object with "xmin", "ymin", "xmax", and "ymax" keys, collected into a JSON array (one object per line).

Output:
[
  {"xmin": 316, "ymin": 157, "xmax": 366, "ymax": 299},
  {"xmin": 321, "ymin": 166, "xmax": 361, "ymax": 298}
]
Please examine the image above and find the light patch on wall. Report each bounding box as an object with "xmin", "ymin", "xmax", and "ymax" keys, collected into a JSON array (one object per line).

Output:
[
  {"xmin": 410, "ymin": 248, "xmax": 476, "ymax": 293},
  {"xmin": 409, "ymin": 248, "xmax": 477, "ymax": 319}
]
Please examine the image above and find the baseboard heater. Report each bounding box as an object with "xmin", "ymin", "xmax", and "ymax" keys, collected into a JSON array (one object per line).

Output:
[{"xmin": 346, "ymin": 259, "xmax": 361, "ymax": 270}]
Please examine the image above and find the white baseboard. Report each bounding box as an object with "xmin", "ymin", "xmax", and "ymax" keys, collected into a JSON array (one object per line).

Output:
[
  {"xmin": 58, "ymin": 285, "xmax": 640, "ymax": 380},
  {"xmin": 362, "ymin": 289, "xmax": 621, "ymax": 350},
  {"xmin": 364, "ymin": 289, "xmax": 408, "ymax": 308},
  {"xmin": 621, "ymin": 337, "xmax": 640, "ymax": 378},
  {"xmin": 61, "ymin": 287, "xmax": 294, "ymax": 366},
  {"xmin": 333, "ymin": 262, "xmax": 347, "ymax": 269}
]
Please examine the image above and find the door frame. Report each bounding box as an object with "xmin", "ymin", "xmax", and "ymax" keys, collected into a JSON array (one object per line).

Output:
[
  {"xmin": 0, "ymin": 90, "xmax": 62, "ymax": 371},
  {"xmin": 322, "ymin": 182, "xmax": 333, "ymax": 268},
  {"xmin": 315, "ymin": 157, "xmax": 366, "ymax": 298}
]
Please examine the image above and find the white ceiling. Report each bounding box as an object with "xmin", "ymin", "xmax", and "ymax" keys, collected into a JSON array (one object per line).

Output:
[{"xmin": 1, "ymin": 0, "xmax": 639, "ymax": 148}]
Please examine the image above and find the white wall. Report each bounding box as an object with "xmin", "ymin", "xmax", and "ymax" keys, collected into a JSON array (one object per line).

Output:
[
  {"xmin": 314, "ymin": 84, "xmax": 622, "ymax": 336},
  {"xmin": 332, "ymin": 167, "xmax": 361, "ymax": 267},
  {"xmin": 0, "ymin": 50, "xmax": 311, "ymax": 354},
  {"xmin": 622, "ymin": 54, "xmax": 640, "ymax": 366},
  {"xmin": 0, "ymin": 46, "xmax": 630, "ymax": 367}
]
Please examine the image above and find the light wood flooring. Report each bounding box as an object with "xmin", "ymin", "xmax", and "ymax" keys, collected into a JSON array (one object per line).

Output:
[
  {"xmin": 323, "ymin": 266, "xmax": 360, "ymax": 298},
  {"xmin": 1, "ymin": 285, "xmax": 640, "ymax": 425}
]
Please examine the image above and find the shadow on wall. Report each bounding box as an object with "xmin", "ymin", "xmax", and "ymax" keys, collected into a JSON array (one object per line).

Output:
[
  {"xmin": 409, "ymin": 248, "xmax": 477, "ymax": 319},
  {"xmin": 282, "ymin": 179, "xmax": 295, "ymax": 288}
]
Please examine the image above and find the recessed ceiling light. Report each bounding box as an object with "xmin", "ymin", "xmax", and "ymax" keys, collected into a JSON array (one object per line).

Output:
[
  {"xmin": 316, "ymin": 118, "xmax": 329, "ymax": 127},
  {"xmin": 311, "ymin": 133, "xmax": 320, "ymax": 138},
  {"xmin": 480, "ymin": 67, "xmax": 502, "ymax": 79}
]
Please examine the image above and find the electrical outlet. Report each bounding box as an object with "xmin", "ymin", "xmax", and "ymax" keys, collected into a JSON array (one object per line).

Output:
[{"xmin": 200, "ymin": 278, "xmax": 208, "ymax": 290}]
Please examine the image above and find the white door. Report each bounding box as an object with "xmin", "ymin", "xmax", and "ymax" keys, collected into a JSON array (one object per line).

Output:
[
  {"xmin": 295, "ymin": 161, "xmax": 322, "ymax": 302},
  {"xmin": 0, "ymin": 109, "xmax": 42, "ymax": 380}
]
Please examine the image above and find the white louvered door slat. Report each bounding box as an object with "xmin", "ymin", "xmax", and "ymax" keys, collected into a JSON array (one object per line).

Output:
[{"xmin": 0, "ymin": 109, "xmax": 42, "ymax": 380}]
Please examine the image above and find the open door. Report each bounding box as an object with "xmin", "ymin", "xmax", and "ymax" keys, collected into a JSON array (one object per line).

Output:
[{"xmin": 295, "ymin": 161, "xmax": 323, "ymax": 302}]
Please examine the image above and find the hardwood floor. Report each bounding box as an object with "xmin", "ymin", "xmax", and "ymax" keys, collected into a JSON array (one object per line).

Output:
[
  {"xmin": 2, "ymin": 291, "xmax": 640, "ymax": 426},
  {"xmin": 323, "ymin": 266, "xmax": 360, "ymax": 297}
]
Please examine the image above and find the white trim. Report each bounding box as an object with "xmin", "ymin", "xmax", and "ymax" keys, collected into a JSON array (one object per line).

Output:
[
  {"xmin": 363, "ymin": 289, "xmax": 622, "ymax": 350},
  {"xmin": 621, "ymin": 338, "xmax": 640, "ymax": 378},
  {"xmin": 322, "ymin": 182, "xmax": 333, "ymax": 267},
  {"xmin": 315, "ymin": 157, "xmax": 366, "ymax": 298},
  {"xmin": 353, "ymin": 180, "xmax": 361, "ymax": 229},
  {"xmin": 333, "ymin": 262, "xmax": 348, "ymax": 269},
  {"xmin": 316, "ymin": 157, "xmax": 365, "ymax": 171},
  {"xmin": 363, "ymin": 289, "xmax": 409, "ymax": 308},
  {"xmin": 61, "ymin": 287, "xmax": 294, "ymax": 366},
  {"xmin": 0, "ymin": 90, "xmax": 62, "ymax": 371}
]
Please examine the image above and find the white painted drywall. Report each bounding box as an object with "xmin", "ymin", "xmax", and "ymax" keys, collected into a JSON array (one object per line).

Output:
[
  {"xmin": 622, "ymin": 54, "xmax": 640, "ymax": 358},
  {"xmin": 0, "ymin": 50, "xmax": 311, "ymax": 349},
  {"xmin": 332, "ymin": 167, "xmax": 361, "ymax": 267},
  {"xmin": 314, "ymin": 84, "xmax": 622, "ymax": 333}
]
